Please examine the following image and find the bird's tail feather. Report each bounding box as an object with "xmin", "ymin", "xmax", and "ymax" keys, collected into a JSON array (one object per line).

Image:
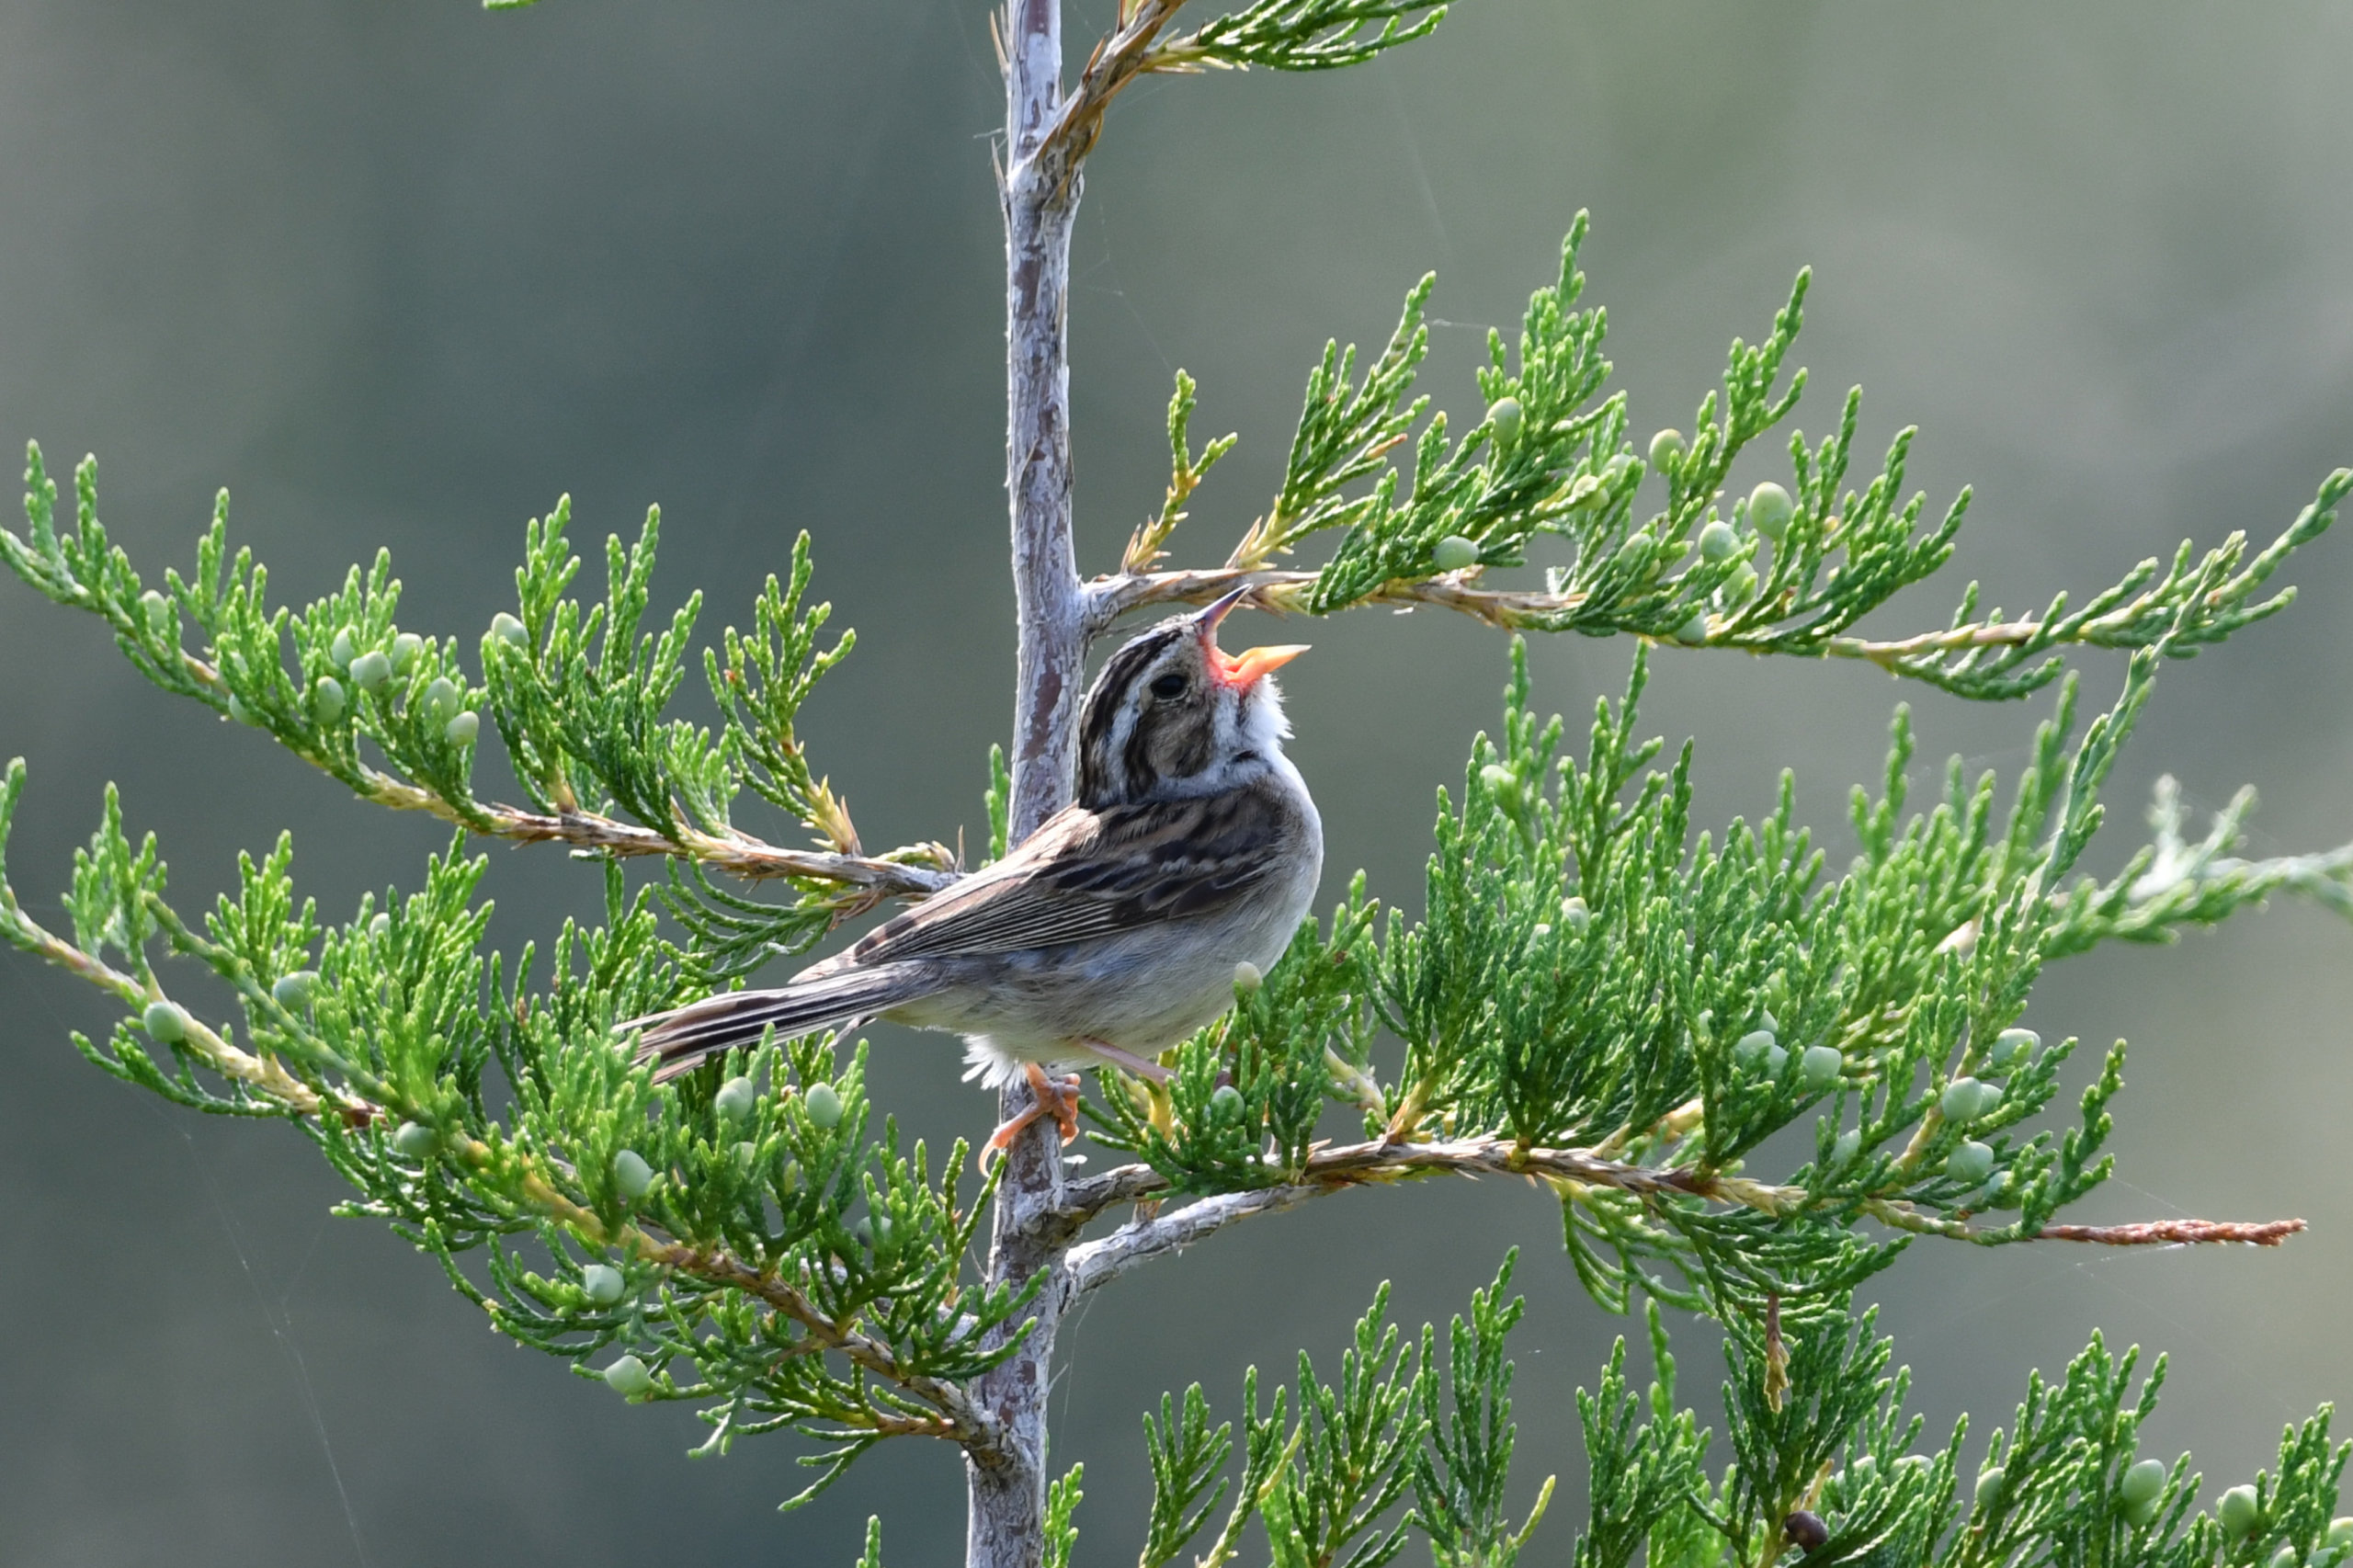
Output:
[{"xmin": 623, "ymin": 967, "xmax": 925, "ymax": 1081}]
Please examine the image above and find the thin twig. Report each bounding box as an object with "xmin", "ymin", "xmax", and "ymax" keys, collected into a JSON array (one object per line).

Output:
[
  {"xmin": 648, "ymin": 1240, "xmax": 1007, "ymax": 1460},
  {"xmin": 0, "ymin": 890, "xmax": 343, "ymax": 1116},
  {"xmin": 2035, "ymin": 1217, "xmax": 2305, "ymax": 1246},
  {"xmin": 1826, "ymin": 619, "xmax": 2052, "ymax": 669},
  {"xmin": 359, "ymin": 1085, "xmax": 1006, "ymax": 1457},
  {"xmin": 499, "ymin": 1155, "xmax": 1006, "ymax": 1457},
  {"xmin": 1040, "ymin": 0, "xmax": 1192, "ymax": 174}
]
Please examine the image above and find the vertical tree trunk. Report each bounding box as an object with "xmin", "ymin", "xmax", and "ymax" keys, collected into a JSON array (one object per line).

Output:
[
  {"xmin": 1001, "ymin": 0, "xmax": 1087, "ymax": 841},
  {"xmin": 969, "ymin": 3, "xmax": 1083, "ymax": 1565}
]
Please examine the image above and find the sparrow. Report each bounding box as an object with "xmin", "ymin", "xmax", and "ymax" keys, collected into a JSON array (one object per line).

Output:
[{"xmin": 624, "ymin": 587, "xmax": 1324, "ymax": 1150}]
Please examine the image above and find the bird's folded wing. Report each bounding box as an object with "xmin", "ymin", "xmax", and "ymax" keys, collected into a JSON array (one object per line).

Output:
[{"xmin": 843, "ymin": 792, "xmax": 1285, "ymax": 964}]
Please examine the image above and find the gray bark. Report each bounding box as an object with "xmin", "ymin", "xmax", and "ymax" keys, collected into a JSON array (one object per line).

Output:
[
  {"xmin": 1064, "ymin": 1184, "xmax": 1324, "ymax": 1295},
  {"xmin": 968, "ymin": 2, "xmax": 1086, "ymax": 1565},
  {"xmin": 1001, "ymin": 0, "xmax": 1087, "ymax": 846}
]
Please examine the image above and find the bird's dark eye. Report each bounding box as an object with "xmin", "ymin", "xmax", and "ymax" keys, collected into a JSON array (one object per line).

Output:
[{"xmin": 1149, "ymin": 673, "xmax": 1188, "ymax": 699}]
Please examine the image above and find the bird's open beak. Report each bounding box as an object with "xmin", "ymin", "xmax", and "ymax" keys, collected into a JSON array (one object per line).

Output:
[
  {"xmin": 1193, "ymin": 586, "xmax": 1307, "ymax": 687},
  {"xmin": 1191, "ymin": 585, "xmax": 1251, "ymax": 632},
  {"xmin": 1215, "ymin": 643, "xmax": 1309, "ymax": 687}
]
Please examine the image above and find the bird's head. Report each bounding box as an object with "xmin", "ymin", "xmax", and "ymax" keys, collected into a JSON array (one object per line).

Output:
[{"xmin": 1075, "ymin": 587, "xmax": 1307, "ymax": 807}]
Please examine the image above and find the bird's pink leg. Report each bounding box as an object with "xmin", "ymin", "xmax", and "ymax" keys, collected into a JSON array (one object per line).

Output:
[{"xmin": 1083, "ymin": 1039, "xmax": 1171, "ymax": 1084}]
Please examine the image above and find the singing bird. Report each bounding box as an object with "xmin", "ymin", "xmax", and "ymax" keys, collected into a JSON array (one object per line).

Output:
[{"xmin": 625, "ymin": 588, "xmax": 1323, "ymax": 1149}]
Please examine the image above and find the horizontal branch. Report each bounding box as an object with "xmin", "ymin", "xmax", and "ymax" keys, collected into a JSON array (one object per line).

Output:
[
  {"xmin": 1058, "ymin": 1135, "xmax": 2304, "ymax": 1293},
  {"xmin": 485, "ymin": 805, "xmax": 957, "ymax": 895},
  {"xmin": 1055, "ymin": 1137, "xmax": 1740, "ymax": 1278},
  {"xmin": 1087, "ymin": 565, "xmax": 2211, "ymax": 676},
  {"xmin": 1064, "ymin": 1182, "xmax": 1321, "ymax": 1294},
  {"xmin": 304, "ymin": 715, "xmax": 954, "ymax": 896},
  {"xmin": 60, "ymin": 579, "xmax": 957, "ymax": 900},
  {"xmin": 1086, "ymin": 565, "xmax": 1573, "ymax": 632},
  {"xmin": 1061, "ymin": 1136, "xmax": 1759, "ymax": 1232},
  {"xmin": 1057, "ymin": 1160, "xmax": 1171, "ymax": 1219}
]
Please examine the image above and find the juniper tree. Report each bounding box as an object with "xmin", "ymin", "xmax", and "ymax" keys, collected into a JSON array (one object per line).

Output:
[{"xmin": 4, "ymin": 4, "xmax": 2351, "ymax": 1568}]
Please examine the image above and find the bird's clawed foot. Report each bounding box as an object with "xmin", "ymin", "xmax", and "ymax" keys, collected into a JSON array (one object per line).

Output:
[{"xmin": 985, "ymin": 1063, "xmax": 1083, "ymax": 1155}]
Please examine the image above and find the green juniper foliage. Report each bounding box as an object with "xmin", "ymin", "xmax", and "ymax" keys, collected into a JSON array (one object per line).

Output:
[
  {"xmin": 5, "ymin": 7, "xmax": 2352, "ymax": 1560},
  {"xmin": 1223, "ymin": 219, "xmax": 2347, "ymax": 706},
  {"xmin": 1170, "ymin": 1, "xmax": 1454, "ymax": 72},
  {"xmin": 1129, "ymin": 1272, "xmax": 2351, "ymax": 1568},
  {"xmin": 1412, "ymin": 1255, "xmax": 1556, "ymax": 1568}
]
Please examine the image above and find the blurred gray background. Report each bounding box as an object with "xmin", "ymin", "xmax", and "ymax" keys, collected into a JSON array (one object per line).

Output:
[{"xmin": 3, "ymin": 1, "xmax": 2350, "ymax": 1563}]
